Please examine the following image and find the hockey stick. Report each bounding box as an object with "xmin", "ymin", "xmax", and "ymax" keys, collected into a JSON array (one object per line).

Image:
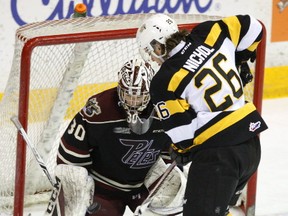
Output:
[
  {"xmin": 11, "ymin": 116, "xmax": 56, "ymax": 185},
  {"xmin": 10, "ymin": 116, "xmax": 65, "ymax": 216},
  {"xmin": 134, "ymin": 160, "xmax": 177, "ymax": 216}
]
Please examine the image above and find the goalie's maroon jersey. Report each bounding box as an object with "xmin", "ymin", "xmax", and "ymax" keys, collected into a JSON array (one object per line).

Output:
[{"xmin": 57, "ymin": 87, "xmax": 171, "ymax": 191}]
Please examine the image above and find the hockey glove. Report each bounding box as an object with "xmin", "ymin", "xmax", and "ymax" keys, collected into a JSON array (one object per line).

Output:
[
  {"xmin": 235, "ymin": 50, "xmax": 256, "ymax": 87},
  {"xmin": 235, "ymin": 50, "xmax": 256, "ymax": 66},
  {"xmin": 169, "ymin": 144, "xmax": 192, "ymax": 166},
  {"xmin": 238, "ymin": 62, "xmax": 253, "ymax": 87}
]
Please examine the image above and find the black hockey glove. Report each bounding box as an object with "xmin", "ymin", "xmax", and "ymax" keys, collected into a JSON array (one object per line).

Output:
[
  {"xmin": 238, "ymin": 62, "xmax": 253, "ymax": 87},
  {"xmin": 235, "ymin": 50, "xmax": 256, "ymax": 66},
  {"xmin": 169, "ymin": 144, "xmax": 192, "ymax": 166},
  {"xmin": 235, "ymin": 50, "xmax": 256, "ymax": 87}
]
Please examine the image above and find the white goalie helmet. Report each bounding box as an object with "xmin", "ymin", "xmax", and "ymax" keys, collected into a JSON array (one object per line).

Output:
[
  {"xmin": 117, "ymin": 58, "xmax": 155, "ymax": 124},
  {"xmin": 136, "ymin": 14, "xmax": 179, "ymax": 64}
]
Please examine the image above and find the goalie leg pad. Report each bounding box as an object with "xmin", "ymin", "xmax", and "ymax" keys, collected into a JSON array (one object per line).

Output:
[{"xmin": 55, "ymin": 164, "xmax": 95, "ymax": 216}]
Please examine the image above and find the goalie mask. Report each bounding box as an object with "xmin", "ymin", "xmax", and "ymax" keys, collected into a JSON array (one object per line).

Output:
[
  {"xmin": 136, "ymin": 14, "xmax": 178, "ymax": 69},
  {"xmin": 117, "ymin": 59, "xmax": 155, "ymax": 130}
]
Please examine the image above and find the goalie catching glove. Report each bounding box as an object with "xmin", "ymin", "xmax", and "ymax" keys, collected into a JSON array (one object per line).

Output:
[{"xmin": 169, "ymin": 144, "xmax": 192, "ymax": 166}]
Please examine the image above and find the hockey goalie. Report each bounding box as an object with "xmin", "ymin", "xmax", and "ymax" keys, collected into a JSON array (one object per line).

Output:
[{"xmin": 55, "ymin": 58, "xmax": 187, "ymax": 215}]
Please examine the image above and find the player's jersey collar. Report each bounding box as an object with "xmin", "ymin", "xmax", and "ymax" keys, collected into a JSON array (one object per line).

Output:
[{"xmin": 168, "ymin": 40, "xmax": 186, "ymax": 58}]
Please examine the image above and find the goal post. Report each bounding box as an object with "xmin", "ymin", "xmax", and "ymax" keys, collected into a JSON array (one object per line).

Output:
[
  {"xmin": 245, "ymin": 22, "xmax": 267, "ymax": 216},
  {"xmin": 0, "ymin": 14, "xmax": 266, "ymax": 216}
]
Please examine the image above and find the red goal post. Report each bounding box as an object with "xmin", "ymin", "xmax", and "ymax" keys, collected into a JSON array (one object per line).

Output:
[{"xmin": 0, "ymin": 14, "xmax": 266, "ymax": 215}]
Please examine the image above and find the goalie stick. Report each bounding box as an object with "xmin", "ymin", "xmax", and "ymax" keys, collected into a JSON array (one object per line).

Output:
[
  {"xmin": 134, "ymin": 161, "xmax": 177, "ymax": 216},
  {"xmin": 10, "ymin": 116, "xmax": 65, "ymax": 216}
]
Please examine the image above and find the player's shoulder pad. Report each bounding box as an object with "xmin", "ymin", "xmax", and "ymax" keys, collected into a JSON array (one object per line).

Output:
[{"xmin": 80, "ymin": 87, "xmax": 126, "ymax": 122}]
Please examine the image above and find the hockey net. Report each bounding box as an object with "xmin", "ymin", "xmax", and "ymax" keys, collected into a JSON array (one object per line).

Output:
[{"xmin": 0, "ymin": 13, "xmax": 266, "ymax": 215}]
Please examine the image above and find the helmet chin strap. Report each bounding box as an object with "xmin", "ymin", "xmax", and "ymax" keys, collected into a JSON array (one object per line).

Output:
[{"xmin": 127, "ymin": 109, "xmax": 155, "ymax": 135}]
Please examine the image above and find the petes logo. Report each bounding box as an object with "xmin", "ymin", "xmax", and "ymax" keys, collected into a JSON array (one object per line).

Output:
[
  {"xmin": 120, "ymin": 139, "xmax": 160, "ymax": 168},
  {"xmin": 249, "ymin": 121, "xmax": 261, "ymax": 132}
]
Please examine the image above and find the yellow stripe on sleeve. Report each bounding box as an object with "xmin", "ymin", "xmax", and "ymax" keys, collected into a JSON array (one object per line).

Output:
[
  {"xmin": 204, "ymin": 23, "xmax": 222, "ymax": 47},
  {"xmin": 247, "ymin": 41, "xmax": 260, "ymax": 52},
  {"xmin": 165, "ymin": 99, "xmax": 190, "ymax": 115},
  {"xmin": 168, "ymin": 68, "xmax": 189, "ymax": 92},
  {"xmin": 222, "ymin": 16, "xmax": 241, "ymax": 47}
]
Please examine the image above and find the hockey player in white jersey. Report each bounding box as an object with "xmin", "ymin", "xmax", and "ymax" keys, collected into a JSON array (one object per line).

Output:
[{"xmin": 137, "ymin": 14, "xmax": 268, "ymax": 216}]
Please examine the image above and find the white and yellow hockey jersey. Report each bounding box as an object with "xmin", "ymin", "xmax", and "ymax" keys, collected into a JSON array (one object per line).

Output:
[{"xmin": 150, "ymin": 15, "xmax": 268, "ymax": 154}]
